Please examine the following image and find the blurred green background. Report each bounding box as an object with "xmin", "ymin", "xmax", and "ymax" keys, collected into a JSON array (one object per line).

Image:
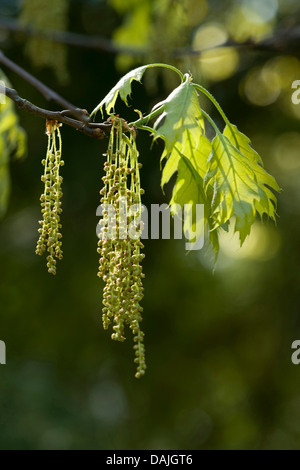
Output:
[{"xmin": 1, "ymin": 0, "xmax": 300, "ymax": 450}]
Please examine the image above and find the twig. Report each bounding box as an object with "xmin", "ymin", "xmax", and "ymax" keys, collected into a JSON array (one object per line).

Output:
[
  {"xmin": 5, "ymin": 87, "xmax": 111, "ymax": 139},
  {"xmin": 0, "ymin": 17, "xmax": 300, "ymax": 57},
  {"xmin": 0, "ymin": 18, "xmax": 145, "ymax": 56},
  {"xmin": 0, "ymin": 49, "xmax": 89, "ymax": 122}
]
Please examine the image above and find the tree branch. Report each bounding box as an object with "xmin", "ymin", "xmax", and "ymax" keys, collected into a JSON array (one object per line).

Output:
[
  {"xmin": 0, "ymin": 49, "xmax": 90, "ymax": 122},
  {"xmin": 0, "ymin": 18, "xmax": 144, "ymax": 56},
  {"xmin": 0, "ymin": 17, "xmax": 300, "ymax": 58},
  {"xmin": 4, "ymin": 87, "xmax": 111, "ymax": 140}
]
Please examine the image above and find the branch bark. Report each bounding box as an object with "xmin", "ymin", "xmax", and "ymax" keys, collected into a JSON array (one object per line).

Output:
[
  {"xmin": 4, "ymin": 87, "xmax": 111, "ymax": 139},
  {"xmin": 0, "ymin": 17, "xmax": 300, "ymax": 58},
  {"xmin": 0, "ymin": 18, "xmax": 144, "ymax": 56},
  {"xmin": 0, "ymin": 49, "xmax": 90, "ymax": 122}
]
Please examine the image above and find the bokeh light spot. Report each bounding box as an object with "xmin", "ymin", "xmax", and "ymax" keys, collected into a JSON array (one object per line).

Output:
[
  {"xmin": 219, "ymin": 221, "xmax": 281, "ymax": 262},
  {"xmin": 227, "ymin": 6, "xmax": 274, "ymax": 42},
  {"xmin": 273, "ymin": 132, "xmax": 300, "ymax": 171},
  {"xmin": 241, "ymin": 66, "xmax": 281, "ymax": 106},
  {"xmin": 199, "ymin": 47, "xmax": 239, "ymax": 82},
  {"xmin": 193, "ymin": 22, "xmax": 228, "ymax": 51},
  {"xmin": 241, "ymin": 0, "xmax": 278, "ymax": 24}
]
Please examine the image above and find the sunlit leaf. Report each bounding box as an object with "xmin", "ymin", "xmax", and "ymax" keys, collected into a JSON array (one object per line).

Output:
[
  {"xmin": 154, "ymin": 75, "xmax": 205, "ymax": 153},
  {"xmin": 155, "ymin": 76, "xmax": 215, "ymax": 248},
  {"xmin": 205, "ymin": 124, "xmax": 280, "ymax": 244},
  {"xmin": 91, "ymin": 65, "xmax": 149, "ymax": 117}
]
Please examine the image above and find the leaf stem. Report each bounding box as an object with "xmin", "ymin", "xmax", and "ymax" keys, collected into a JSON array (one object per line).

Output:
[
  {"xmin": 193, "ymin": 84, "xmax": 229, "ymax": 125},
  {"xmin": 200, "ymin": 108, "xmax": 237, "ymax": 163},
  {"xmin": 193, "ymin": 83, "xmax": 237, "ymax": 144},
  {"xmin": 131, "ymin": 105, "xmax": 165, "ymax": 128},
  {"xmin": 145, "ymin": 63, "xmax": 184, "ymax": 80},
  {"xmin": 135, "ymin": 124, "xmax": 155, "ymax": 134},
  {"xmin": 200, "ymin": 108, "xmax": 223, "ymax": 136}
]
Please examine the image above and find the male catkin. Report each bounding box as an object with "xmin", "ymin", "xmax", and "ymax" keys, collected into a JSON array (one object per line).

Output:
[
  {"xmin": 36, "ymin": 120, "xmax": 64, "ymax": 274},
  {"xmin": 97, "ymin": 118, "xmax": 146, "ymax": 378}
]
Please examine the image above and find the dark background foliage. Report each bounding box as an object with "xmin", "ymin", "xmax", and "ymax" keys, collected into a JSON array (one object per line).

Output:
[{"xmin": 0, "ymin": 0, "xmax": 300, "ymax": 449}]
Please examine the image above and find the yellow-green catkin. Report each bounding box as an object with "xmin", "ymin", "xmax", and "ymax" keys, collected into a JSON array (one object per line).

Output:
[
  {"xmin": 36, "ymin": 120, "xmax": 64, "ymax": 274},
  {"xmin": 97, "ymin": 118, "xmax": 146, "ymax": 378}
]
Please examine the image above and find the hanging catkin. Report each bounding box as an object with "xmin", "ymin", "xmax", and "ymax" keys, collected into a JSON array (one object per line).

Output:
[
  {"xmin": 97, "ymin": 117, "xmax": 146, "ymax": 378},
  {"xmin": 36, "ymin": 120, "xmax": 64, "ymax": 274}
]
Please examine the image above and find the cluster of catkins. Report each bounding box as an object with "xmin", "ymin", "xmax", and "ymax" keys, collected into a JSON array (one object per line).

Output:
[
  {"xmin": 97, "ymin": 118, "xmax": 146, "ymax": 378},
  {"xmin": 36, "ymin": 120, "xmax": 64, "ymax": 274}
]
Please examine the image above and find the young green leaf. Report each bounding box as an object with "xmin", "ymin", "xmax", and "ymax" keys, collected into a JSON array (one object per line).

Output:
[
  {"xmin": 92, "ymin": 63, "xmax": 184, "ymax": 118},
  {"xmin": 161, "ymin": 133, "xmax": 210, "ymax": 195},
  {"xmin": 91, "ymin": 65, "xmax": 149, "ymax": 117},
  {"xmin": 205, "ymin": 124, "xmax": 280, "ymax": 244},
  {"xmin": 159, "ymin": 123, "xmax": 215, "ymax": 249},
  {"xmin": 166, "ymin": 140, "xmax": 211, "ymax": 242},
  {"xmin": 153, "ymin": 76, "xmax": 219, "ymax": 250},
  {"xmin": 154, "ymin": 74, "xmax": 205, "ymax": 153}
]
